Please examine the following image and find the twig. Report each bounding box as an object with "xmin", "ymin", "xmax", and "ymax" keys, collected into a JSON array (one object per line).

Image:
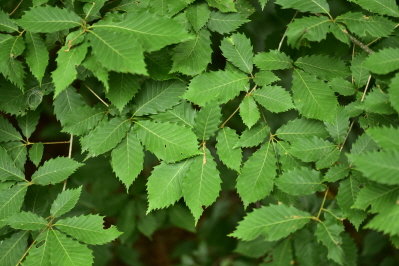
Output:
[
  {"xmin": 342, "ymin": 29, "xmax": 374, "ymax": 55},
  {"xmin": 10, "ymin": 0, "xmax": 23, "ymax": 16},
  {"xmin": 278, "ymin": 10, "xmax": 299, "ymax": 51},
  {"xmin": 63, "ymin": 134, "xmax": 74, "ymax": 191},
  {"xmin": 317, "ymin": 187, "xmax": 329, "ymax": 219},
  {"xmin": 83, "ymin": 82, "xmax": 109, "ymax": 107},
  {"xmin": 219, "ymin": 107, "xmax": 240, "ymax": 128}
]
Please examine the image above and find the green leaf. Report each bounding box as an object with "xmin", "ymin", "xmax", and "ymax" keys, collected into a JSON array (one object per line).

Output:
[
  {"xmin": 367, "ymin": 126, "xmax": 399, "ymax": 151},
  {"xmin": 324, "ymin": 106, "xmax": 350, "ymax": 145},
  {"xmin": 315, "ymin": 213, "xmax": 345, "ymax": 265},
  {"xmin": 216, "ymin": 127, "xmax": 242, "ymax": 172},
  {"xmin": 186, "ymin": 1, "xmax": 211, "ymax": 32},
  {"xmin": 83, "ymin": 117, "xmax": 130, "ymax": 159},
  {"xmin": 292, "ymin": 69, "xmax": 337, "ymax": 122},
  {"xmin": 150, "ymin": 101, "xmax": 196, "ymax": 128},
  {"xmin": 25, "ymin": 185, "xmax": 48, "ymax": 216},
  {"xmin": 336, "ymin": 176, "xmax": 368, "ymax": 229},
  {"xmin": 252, "ymin": 85, "xmax": 295, "ymax": 113},
  {"xmin": 0, "ymin": 183, "xmax": 28, "ymax": 224},
  {"xmin": 63, "ymin": 105, "xmax": 106, "ymax": 136},
  {"xmin": 234, "ymin": 122, "xmax": 270, "ymax": 148},
  {"xmin": 207, "ymin": 11, "xmax": 249, "ymax": 34},
  {"xmin": 31, "ymin": 157, "xmax": 83, "ymax": 185},
  {"xmin": 0, "ymin": 147, "xmax": 25, "ymax": 181},
  {"xmin": 16, "ymin": 109, "xmax": 40, "ymax": 140},
  {"xmin": 49, "ymin": 229, "xmax": 93, "ymax": 266},
  {"xmin": 147, "ymin": 160, "xmax": 192, "ymax": 212},
  {"xmin": 168, "ymin": 204, "xmax": 196, "ymax": 233},
  {"xmin": 0, "ymin": 35, "xmax": 25, "ymax": 89},
  {"xmin": 144, "ymin": 48, "xmax": 176, "ymax": 81},
  {"xmin": 5, "ymin": 211, "xmax": 47, "ymax": 230},
  {"xmin": 364, "ymin": 48, "xmax": 399, "ymax": 74},
  {"xmin": 389, "ymin": 73, "xmax": 399, "ymax": 113},
  {"xmin": 286, "ymin": 16, "xmax": 331, "ymax": 48},
  {"xmin": 350, "ymin": 54, "xmax": 370, "ymax": 89},
  {"xmin": 348, "ymin": 150, "xmax": 399, "ymax": 185},
  {"xmin": 53, "ymin": 86, "xmax": 85, "ymax": 126},
  {"xmin": 239, "ymin": 96, "xmax": 260, "ymax": 129},
  {"xmin": 275, "ymin": 167, "xmax": 325, "ymax": 196},
  {"xmin": 193, "ymin": 101, "xmax": 221, "ymax": 141},
  {"xmin": 329, "ymin": 78, "xmax": 356, "ymax": 96},
  {"xmin": 275, "ymin": 0, "xmax": 330, "ymax": 14},
  {"xmin": 329, "ymin": 22, "xmax": 350, "ymax": 45},
  {"xmin": 206, "ymin": 0, "xmax": 236, "ymax": 12},
  {"xmin": 90, "ymin": 11, "xmax": 192, "ymax": 52},
  {"xmin": 132, "ymin": 79, "xmax": 187, "ymax": 116},
  {"xmin": 111, "ymin": 129, "xmax": 144, "ymax": 189},
  {"xmin": 170, "ymin": 29, "xmax": 212, "ymax": 76},
  {"xmin": 81, "ymin": 54, "xmax": 109, "ymax": 90},
  {"xmin": 0, "ymin": 10, "xmax": 19, "ymax": 33},
  {"xmin": 29, "ymin": 142, "xmax": 44, "ymax": 167},
  {"xmin": 220, "ymin": 33, "xmax": 253, "ymax": 74},
  {"xmin": 1, "ymin": 142, "xmax": 27, "ymax": 172},
  {"xmin": 258, "ymin": 0, "xmax": 270, "ymax": 10},
  {"xmin": 106, "ymin": 72, "xmax": 140, "ymax": 111},
  {"xmin": 184, "ymin": 70, "xmax": 249, "ymax": 106},
  {"xmin": 350, "ymin": 133, "xmax": 379, "ymax": 157},
  {"xmin": 135, "ymin": 120, "xmax": 200, "ymax": 163},
  {"xmin": 113, "ymin": 0, "xmax": 150, "ymax": 12},
  {"xmin": 88, "ymin": 29, "xmax": 146, "ymax": 75},
  {"xmin": 168, "ymin": 0, "xmax": 195, "ymax": 16},
  {"xmin": 356, "ymin": 0, "xmax": 399, "ymax": 17},
  {"xmin": 136, "ymin": 200, "xmax": 161, "ymax": 237},
  {"xmin": 253, "ymin": 50, "xmax": 293, "ymax": 71},
  {"xmin": 275, "ymin": 117, "xmax": 329, "ymax": 142},
  {"xmin": 275, "ymin": 141, "xmax": 310, "ymax": 171},
  {"xmin": 324, "ymin": 164, "xmax": 350, "ymax": 182},
  {"xmin": 295, "ymin": 55, "xmax": 350, "ymax": 80},
  {"xmin": 229, "ymin": 204, "xmax": 311, "ymax": 241},
  {"xmin": 0, "ymin": 116, "xmax": 22, "ymax": 143},
  {"xmin": 17, "ymin": 6, "xmax": 82, "ymax": 33},
  {"xmin": 290, "ymin": 136, "xmax": 337, "ymax": 163},
  {"xmin": 55, "ymin": 214, "xmax": 122, "ymax": 245},
  {"xmin": 236, "ymin": 141, "xmax": 277, "ymax": 207},
  {"xmin": 182, "ymin": 150, "xmax": 221, "ymax": 224},
  {"xmin": 365, "ymin": 205, "xmax": 399, "ymax": 237},
  {"xmin": 50, "ymin": 186, "xmax": 82, "ymax": 218},
  {"xmin": 336, "ymin": 12, "xmax": 396, "ymax": 38},
  {"xmin": 0, "ymin": 231, "xmax": 29, "ymax": 266},
  {"xmin": 253, "ymin": 70, "xmax": 280, "ymax": 86},
  {"xmin": 234, "ymin": 237, "xmax": 274, "ymax": 258},
  {"xmin": 24, "ymin": 32, "xmax": 49, "ymax": 83},
  {"xmin": 353, "ymin": 182, "xmax": 399, "ymax": 213},
  {"xmin": 265, "ymin": 238, "xmax": 292, "ymax": 266}
]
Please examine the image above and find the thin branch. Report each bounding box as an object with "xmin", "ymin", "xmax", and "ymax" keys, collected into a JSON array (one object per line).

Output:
[
  {"xmin": 63, "ymin": 134, "xmax": 74, "ymax": 191},
  {"xmin": 361, "ymin": 75, "xmax": 372, "ymax": 102},
  {"xmin": 317, "ymin": 187, "xmax": 329, "ymax": 219},
  {"xmin": 42, "ymin": 141, "xmax": 70, "ymax": 145},
  {"xmin": 10, "ymin": 0, "xmax": 23, "ymax": 16},
  {"xmin": 83, "ymin": 82, "xmax": 109, "ymax": 107},
  {"xmin": 278, "ymin": 10, "xmax": 299, "ymax": 51},
  {"xmin": 219, "ymin": 107, "xmax": 240, "ymax": 128},
  {"xmin": 342, "ymin": 29, "xmax": 374, "ymax": 55}
]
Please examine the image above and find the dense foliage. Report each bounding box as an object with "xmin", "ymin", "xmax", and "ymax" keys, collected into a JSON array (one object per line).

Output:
[{"xmin": 1, "ymin": 0, "xmax": 399, "ymax": 265}]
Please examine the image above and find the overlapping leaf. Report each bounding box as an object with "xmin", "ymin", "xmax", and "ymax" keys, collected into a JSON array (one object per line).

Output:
[
  {"xmin": 150, "ymin": 101, "xmax": 196, "ymax": 127},
  {"xmin": 275, "ymin": 167, "xmax": 325, "ymax": 196},
  {"xmin": 207, "ymin": 11, "xmax": 249, "ymax": 34},
  {"xmin": 275, "ymin": 0, "xmax": 330, "ymax": 14},
  {"xmin": 356, "ymin": 0, "xmax": 399, "ymax": 17},
  {"xmin": 0, "ymin": 116, "xmax": 22, "ymax": 143},
  {"xmin": 193, "ymin": 101, "xmax": 221, "ymax": 141},
  {"xmin": 220, "ymin": 33, "xmax": 253, "ymax": 74},
  {"xmin": 295, "ymin": 55, "xmax": 350, "ymax": 80},
  {"xmin": 286, "ymin": 16, "xmax": 331, "ymax": 48},
  {"xmin": 106, "ymin": 72, "xmax": 140, "ymax": 111},
  {"xmin": 234, "ymin": 122, "xmax": 269, "ymax": 148},
  {"xmin": 363, "ymin": 48, "xmax": 399, "ymax": 74},
  {"xmin": 25, "ymin": 32, "xmax": 49, "ymax": 83},
  {"xmin": 63, "ymin": 105, "xmax": 106, "ymax": 136},
  {"xmin": 290, "ymin": 136, "xmax": 337, "ymax": 163},
  {"xmin": 0, "ymin": 10, "xmax": 19, "ymax": 33},
  {"xmin": 367, "ymin": 126, "xmax": 399, "ymax": 150},
  {"xmin": 53, "ymin": 86, "xmax": 85, "ymax": 126},
  {"xmin": 252, "ymin": 85, "xmax": 295, "ymax": 113},
  {"xmin": 276, "ymin": 117, "xmax": 329, "ymax": 142},
  {"xmin": 206, "ymin": 0, "xmax": 236, "ymax": 12},
  {"xmin": 0, "ymin": 231, "xmax": 29, "ymax": 266},
  {"xmin": 329, "ymin": 78, "xmax": 356, "ymax": 96},
  {"xmin": 0, "ymin": 183, "xmax": 28, "ymax": 224},
  {"xmin": 253, "ymin": 50, "xmax": 292, "ymax": 70},
  {"xmin": 186, "ymin": 2, "xmax": 211, "ymax": 32},
  {"xmin": 0, "ymin": 35, "xmax": 25, "ymax": 89},
  {"xmin": 31, "ymin": 157, "xmax": 83, "ymax": 185},
  {"xmin": 365, "ymin": 205, "xmax": 399, "ymax": 237},
  {"xmin": 0, "ymin": 147, "xmax": 25, "ymax": 181},
  {"xmin": 353, "ymin": 182, "xmax": 399, "ymax": 213}
]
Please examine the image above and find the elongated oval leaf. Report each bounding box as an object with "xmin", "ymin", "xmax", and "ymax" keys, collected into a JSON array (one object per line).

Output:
[
  {"xmin": 275, "ymin": 0, "xmax": 330, "ymax": 14},
  {"xmin": 31, "ymin": 157, "xmax": 83, "ymax": 185},
  {"xmin": 193, "ymin": 102, "xmax": 222, "ymax": 142},
  {"xmin": 216, "ymin": 127, "xmax": 242, "ymax": 172},
  {"xmin": 275, "ymin": 167, "xmax": 325, "ymax": 196},
  {"xmin": 252, "ymin": 85, "xmax": 295, "ymax": 113},
  {"xmin": 207, "ymin": 11, "xmax": 249, "ymax": 34},
  {"xmin": 0, "ymin": 147, "xmax": 25, "ymax": 182},
  {"xmin": 253, "ymin": 50, "xmax": 292, "ymax": 71},
  {"xmin": 50, "ymin": 186, "xmax": 82, "ymax": 218},
  {"xmin": 220, "ymin": 33, "xmax": 253, "ymax": 74},
  {"xmin": 5, "ymin": 211, "xmax": 47, "ymax": 230}
]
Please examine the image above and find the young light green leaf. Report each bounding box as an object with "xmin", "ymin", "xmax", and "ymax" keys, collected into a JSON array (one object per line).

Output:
[
  {"xmin": 365, "ymin": 205, "xmax": 399, "ymax": 237},
  {"xmin": 355, "ymin": 0, "xmax": 399, "ymax": 17},
  {"xmin": 275, "ymin": 167, "xmax": 325, "ymax": 196},
  {"xmin": 0, "ymin": 183, "xmax": 28, "ymax": 223},
  {"xmin": 170, "ymin": 28, "xmax": 212, "ymax": 76},
  {"xmin": 253, "ymin": 50, "xmax": 292, "ymax": 70},
  {"xmin": 184, "ymin": 70, "xmax": 249, "ymax": 106},
  {"xmin": 182, "ymin": 150, "xmax": 221, "ymax": 224},
  {"xmin": 29, "ymin": 142, "xmax": 44, "ymax": 167},
  {"xmin": 367, "ymin": 126, "xmax": 399, "ymax": 151},
  {"xmin": 329, "ymin": 78, "xmax": 356, "ymax": 96},
  {"xmin": 50, "ymin": 186, "xmax": 82, "ymax": 218},
  {"xmin": 150, "ymin": 101, "xmax": 196, "ymax": 128},
  {"xmin": 111, "ymin": 130, "xmax": 144, "ymax": 189},
  {"xmin": 239, "ymin": 96, "xmax": 260, "ymax": 129},
  {"xmin": 295, "ymin": 55, "xmax": 350, "ymax": 80},
  {"xmin": 216, "ymin": 127, "xmax": 242, "ymax": 172},
  {"xmin": 253, "ymin": 70, "xmax": 280, "ymax": 86},
  {"xmin": 207, "ymin": 11, "xmax": 249, "ymax": 34},
  {"xmin": 324, "ymin": 164, "xmax": 350, "ymax": 182},
  {"xmin": 106, "ymin": 72, "xmax": 140, "ymax": 111},
  {"xmin": 186, "ymin": 1, "xmax": 211, "ymax": 32},
  {"xmin": 234, "ymin": 122, "xmax": 270, "ymax": 148},
  {"xmin": 353, "ymin": 182, "xmax": 399, "ymax": 212},
  {"xmin": 0, "ymin": 116, "xmax": 22, "ymax": 143},
  {"xmin": 220, "ymin": 33, "xmax": 253, "ymax": 74},
  {"xmin": 253, "ymin": 85, "xmax": 295, "ymax": 113},
  {"xmin": 0, "ymin": 231, "xmax": 29, "ymax": 266},
  {"xmin": 206, "ymin": 0, "xmax": 236, "ymax": 12},
  {"xmin": 275, "ymin": 0, "xmax": 330, "ymax": 14},
  {"xmin": 193, "ymin": 101, "xmax": 222, "ymax": 141},
  {"xmin": 315, "ymin": 213, "xmax": 345, "ymax": 265},
  {"xmin": 135, "ymin": 120, "xmax": 201, "ymax": 163},
  {"xmin": 364, "ymin": 48, "xmax": 399, "ymax": 74},
  {"xmin": 31, "ymin": 157, "xmax": 83, "ymax": 185},
  {"xmin": 230, "ymin": 204, "xmax": 311, "ymax": 241},
  {"xmin": 275, "ymin": 117, "xmax": 329, "ymax": 142},
  {"xmin": 147, "ymin": 160, "xmax": 192, "ymax": 212},
  {"xmin": 17, "ymin": 6, "xmax": 82, "ymax": 32},
  {"xmin": 132, "ymin": 79, "xmax": 187, "ymax": 116},
  {"xmin": 292, "ymin": 69, "xmax": 337, "ymax": 122},
  {"xmin": 348, "ymin": 150, "xmax": 399, "ymax": 185},
  {"xmin": 24, "ymin": 32, "xmax": 49, "ymax": 83},
  {"xmin": 236, "ymin": 141, "xmax": 277, "ymax": 207},
  {"xmin": 5, "ymin": 211, "xmax": 47, "ymax": 230},
  {"xmin": 0, "ymin": 147, "xmax": 25, "ymax": 181},
  {"xmin": 90, "ymin": 11, "xmax": 192, "ymax": 52},
  {"xmin": 88, "ymin": 29, "xmax": 146, "ymax": 75},
  {"xmin": 49, "ymin": 229, "xmax": 93, "ymax": 266},
  {"xmin": 83, "ymin": 117, "xmax": 130, "ymax": 158},
  {"xmin": 324, "ymin": 106, "xmax": 350, "ymax": 145},
  {"xmin": 286, "ymin": 16, "xmax": 331, "ymax": 48},
  {"xmin": 63, "ymin": 105, "xmax": 106, "ymax": 136},
  {"xmin": 55, "ymin": 214, "xmax": 122, "ymax": 245},
  {"xmin": 16, "ymin": 109, "xmax": 40, "ymax": 140},
  {"xmin": 53, "ymin": 86, "xmax": 86, "ymax": 126},
  {"xmin": 0, "ymin": 10, "xmax": 19, "ymax": 33},
  {"xmin": 290, "ymin": 136, "xmax": 337, "ymax": 163},
  {"xmin": 0, "ymin": 35, "xmax": 25, "ymax": 89}
]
